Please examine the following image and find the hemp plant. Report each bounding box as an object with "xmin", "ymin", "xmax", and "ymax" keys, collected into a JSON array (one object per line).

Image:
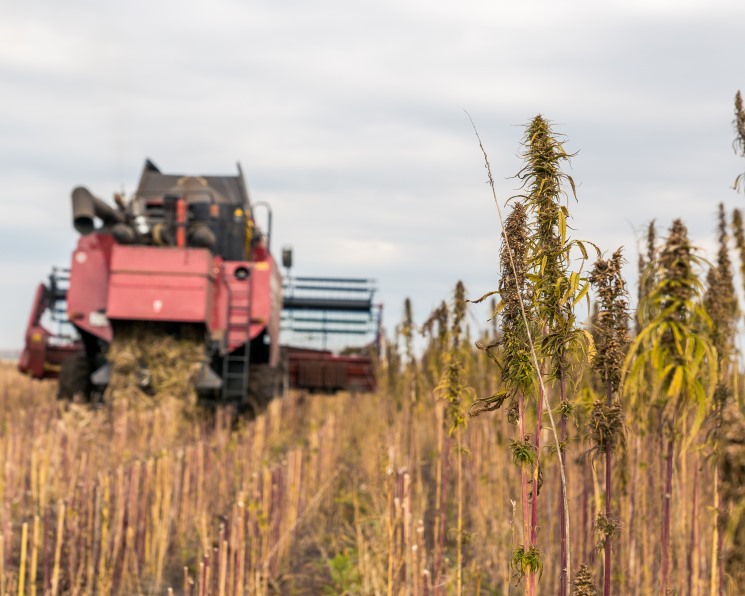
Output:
[
  {"xmin": 518, "ymin": 115, "xmax": 595, "ymax": 596},
  {"xmin": 572, "ymin": 564, "xmax": 598, "ymax": 596},
  {"xmin": 588, "ymin": 248, "xmax": 629, "ymax": 596},
  {"xmin": 421, "ymin": 300, "xmax": 449, "ymax": 387},
  {"xmin": 400, "ymin": 298, "xmax": 420, "ymax": 405},
  {"xmin": 436, "ymin": 282, "xmax": 471, "ymax": 435},
  {"xmin": 470, "ymin": 115, "xmax": 595, "ymax": 596},
  {"xmin": 624, "ymin": 219, "xmax": 717, "ymax": 594},
  {"xmin": 471, "ymin": 201, "xmax": 538, "ymax": 590},
  {"xmin": 704, "ymin": 207, "xmax": 738, "ymax": 409},
  {"xmin": 731, "ymin": 209, "xmax": 745, "ymax": 295},
  {"xmin": 703, "ymin": 204, "xmax": 738, "ymax": 593},
  {"xmin": 733, "ymin": 91, "xmax": 745, "ymax": 192},
  {"xmin": 636, "ymin": 222, "xmax": 657, "ymax": 334},
  {"xmin": 434, "ymin": 281, "xmax": 474, "ymax": 596}
]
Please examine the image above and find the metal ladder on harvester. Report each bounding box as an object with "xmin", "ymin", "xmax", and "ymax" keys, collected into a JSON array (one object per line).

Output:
[{"xmin": 221, "ymin": 266, "xmax": 253, "ymax": 403}]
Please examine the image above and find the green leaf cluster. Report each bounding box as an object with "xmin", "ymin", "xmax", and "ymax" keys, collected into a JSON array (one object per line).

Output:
[
  {"xmin": 511, "ymin": 544, "xmax": 544, "ymax": 583},
  {"xmin": 624, "ymin": 219, "xmax": 717, "ymax": 444}
]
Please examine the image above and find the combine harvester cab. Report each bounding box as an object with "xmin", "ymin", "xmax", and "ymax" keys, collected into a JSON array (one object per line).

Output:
[{"xmin": 19, "ymin": 159, "xmax": 379, "ymax": 408}]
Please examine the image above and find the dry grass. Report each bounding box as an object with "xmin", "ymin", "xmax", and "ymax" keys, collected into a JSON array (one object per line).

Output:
[
  {"xmin": 0, "ymin": 361, "xmax": 357, "ymax": 594},
  {"xmin": 0, "ymin": 340, "xmax": 737, "ymax": 594}
]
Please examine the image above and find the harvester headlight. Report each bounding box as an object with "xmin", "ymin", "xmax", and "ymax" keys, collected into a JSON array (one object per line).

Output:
[{"xmin": 133, "ymin": 214, "xmax": 149, "ymax": 235}]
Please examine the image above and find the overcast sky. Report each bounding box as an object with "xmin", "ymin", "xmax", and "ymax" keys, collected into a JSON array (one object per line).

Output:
[{"xmin": 2, "ymin": 0, "xmax": 744, "ymax": 351}]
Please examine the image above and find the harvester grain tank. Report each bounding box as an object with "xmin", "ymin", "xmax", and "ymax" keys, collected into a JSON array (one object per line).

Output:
[{"xmin": 19, "ymin": 159, "xmax": 378, "ymax": 408}]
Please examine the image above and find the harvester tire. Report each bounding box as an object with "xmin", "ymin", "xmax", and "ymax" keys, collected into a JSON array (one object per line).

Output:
[
  {"xmin": 58, "ymin": 353, "xmax": 91, "ymax": 401},
  {"xmin": 247, "ymin": 364, "xmax": 279, "ymax": 411}
]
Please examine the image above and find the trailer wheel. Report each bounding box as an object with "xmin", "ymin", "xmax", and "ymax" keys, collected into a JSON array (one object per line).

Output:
[{"xmin": 58, "ymin": 353, "xmax": 91, "ymax": 401}]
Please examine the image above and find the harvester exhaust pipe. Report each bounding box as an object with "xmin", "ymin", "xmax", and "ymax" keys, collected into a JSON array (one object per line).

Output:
[{"xmin": 72, "ymin": 186, "xmax": 124, "ymax": 235}]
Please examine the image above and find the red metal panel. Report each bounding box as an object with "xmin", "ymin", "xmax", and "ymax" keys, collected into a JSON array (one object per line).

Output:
[
  {"xmin": 107, "ymin": 245, "xmax": 216, "ymax": 323},
  {"xmin": 214, "ymin": 258, "xmax": 279, "ymax": 353},
  {"xmin": 268, "ymin": 259, "xmax": 282, "ymax": 367},
  {"xmin": 109, "ymin": 245, "xmax": 215, "ymax": 276},
  {"xmin": 285, "ymin": 347, "xmax": 376, "ymax": 392},
  {"xmin": 66, "ymin": 234, "xmax": 116, "ymax": 342}
]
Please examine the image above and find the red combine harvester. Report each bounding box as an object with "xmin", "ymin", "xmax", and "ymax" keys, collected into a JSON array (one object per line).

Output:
[{"xmin": 18, "ymin": 159, "xmax": 379, "ymax": 408}]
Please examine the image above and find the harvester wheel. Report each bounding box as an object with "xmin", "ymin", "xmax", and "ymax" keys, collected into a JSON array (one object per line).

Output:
[
  {"xmin": 247, "ymin": 364, "xmax": 279, "ymax": 411},
  {"xmin": 58, "ymin": 353, "xmax": 91, "ymax": 401}
]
